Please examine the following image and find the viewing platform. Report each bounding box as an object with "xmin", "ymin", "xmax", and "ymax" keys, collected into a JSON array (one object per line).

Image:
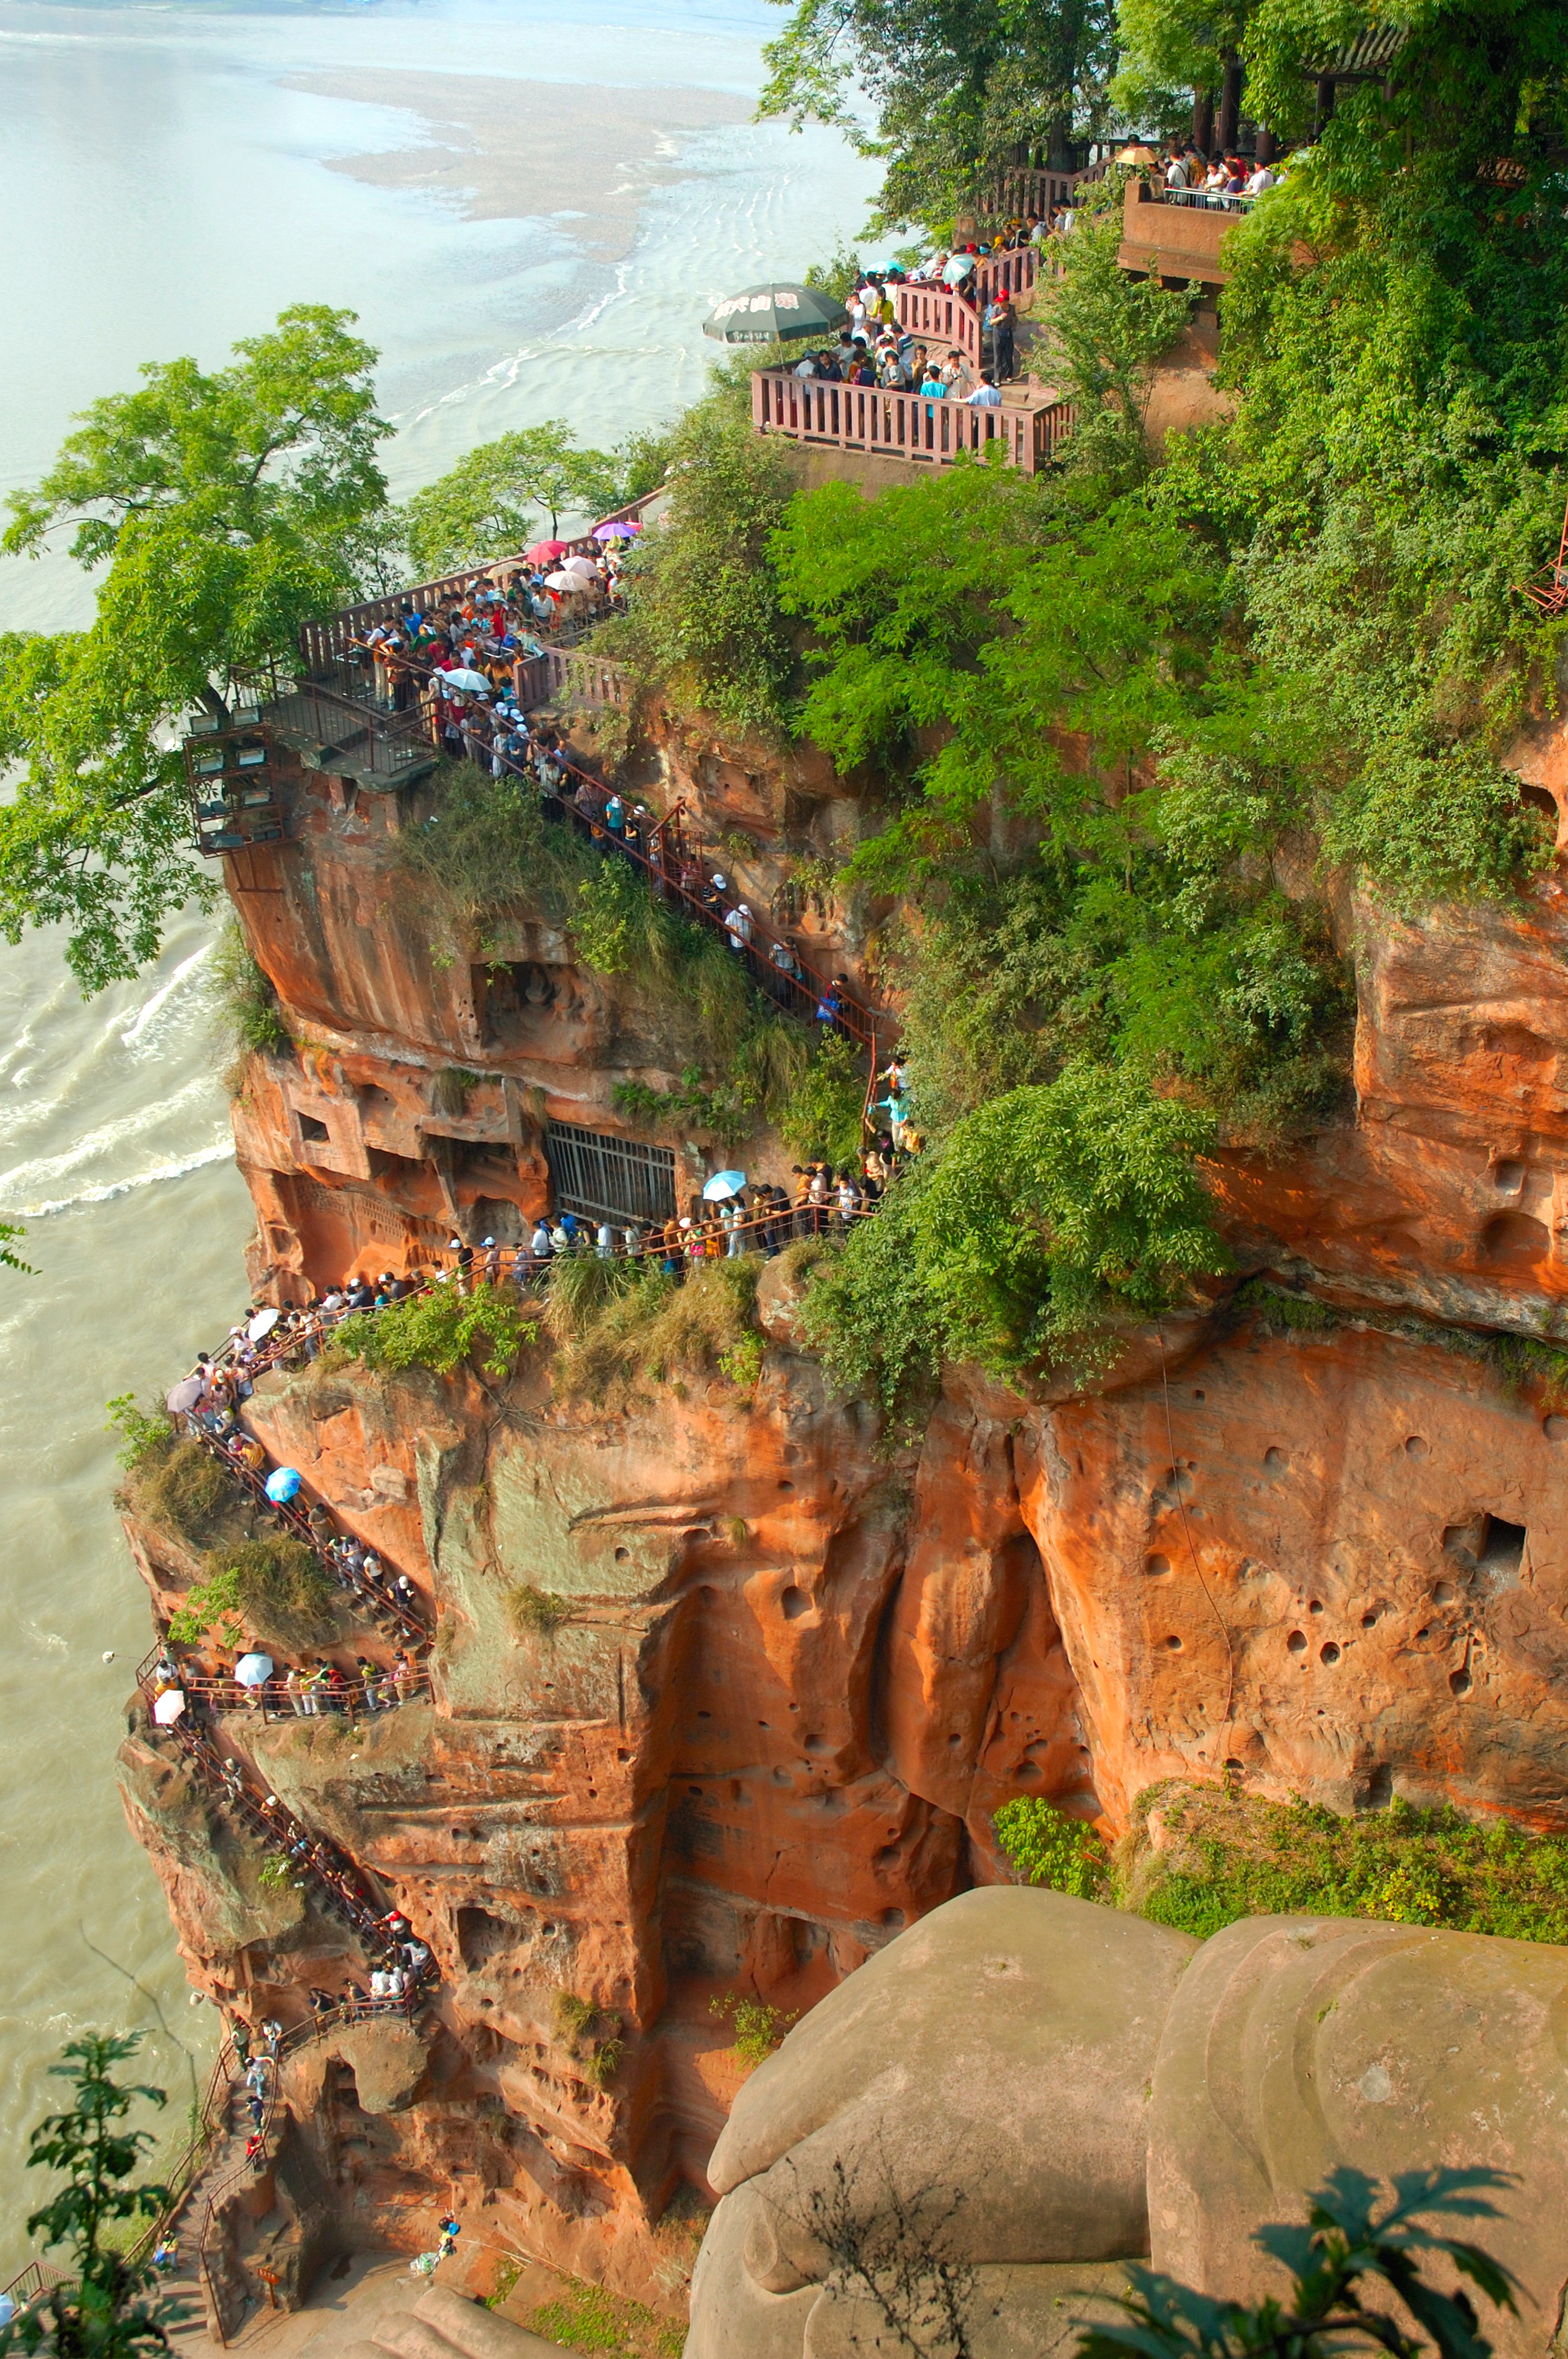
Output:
[
  {"xmin": 1116, "ymin": 179, "xmax": 1254, "ymax": 295},
  {"xmin": 750, "ymin": 371, "xmax": 1075, "ymax": 475}
]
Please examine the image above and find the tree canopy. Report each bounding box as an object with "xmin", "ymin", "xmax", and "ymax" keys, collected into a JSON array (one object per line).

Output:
[
  {"xmin": 399, "ymin": 422, "xmax": 621, "ymax": 576},
  {"xmin": 757, "ymin": 0, "xmax": 1117, "ymax": 232},
  {"xmin": 0, "ymin": 306, "xmax": 389, "ymax": 991}
]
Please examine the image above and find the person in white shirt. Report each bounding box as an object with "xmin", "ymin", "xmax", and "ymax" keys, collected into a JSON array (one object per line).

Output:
[
  {"xmin": 1246, "ymin": 163, "xmax": 1278, "ymax": 195},
  {"xmin": 724, "ymin": 903, "xmax": 754, "ymax": 953},
  {"xmin": 968, "ymin": 375, "xmax": 1003, "ymax": 408}
]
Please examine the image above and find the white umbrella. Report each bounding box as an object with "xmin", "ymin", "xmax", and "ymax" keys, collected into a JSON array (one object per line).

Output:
[
  {"xmin": 235, "ymin": 1653, "xmax": 275, "ymax": 1687},
  {"xmin": 543, "ymin": 570, "xmax": 577, "ymax": 592},
  {"xmin": 942, "ymin": 254, "xmax": 977, "ymax": 285},
  {"xmin": 247, "ymin": 1307, "xmax": 279, "ymax": 1343},
  {"xmin": 166, "ymin": 1376, "xmax": 203, "ymax": 1414},
  {"xmin": 441, "ymin": 667, "xmax": 492, "ymax": 694},
  {"xmin": 153, "ymin": 1689, "xmax": 187, "ymax": 1725},
  {"xmin": 562, "ymin": 556, "xmax": 599, "ymax": 582}
]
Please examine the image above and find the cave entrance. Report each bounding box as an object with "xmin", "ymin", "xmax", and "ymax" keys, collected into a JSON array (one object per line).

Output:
[{"xmin": 545, "ymin": 1120, "xmax": 677, "ymax": 1227}]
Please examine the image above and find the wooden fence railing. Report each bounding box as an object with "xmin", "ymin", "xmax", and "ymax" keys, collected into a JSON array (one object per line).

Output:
[{"xmin": 752, "ymin": 371, "xmax": 1075, "ymax": 477}]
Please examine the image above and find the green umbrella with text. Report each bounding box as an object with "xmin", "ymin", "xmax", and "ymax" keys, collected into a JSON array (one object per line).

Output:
[{"xmin": 702, "ymin": 283, "xmax": 849, "ymax": 344}]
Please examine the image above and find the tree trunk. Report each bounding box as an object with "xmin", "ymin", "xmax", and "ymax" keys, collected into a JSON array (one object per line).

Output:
[
  {"xmin": 196, "ymin": 681, "xmax": 232, "ymax": 727},
  {"xmin": 1192, "ymin": 89, "xmax": 1215, "ymax": 154},
  {"xmin": 1046, "ymin": 115, "xmax": 1074, "ymax": 171},
  {"xmin": 1217, "ymin": 54, "xmax": 1245, "ymax": 152},
  {"xmin": 1314, "ymin": 72, "xmax": 1336, "ymax": 135},
  {"xmin": 1255, "ymin": 124, "xmax": 1278, "ymax": 164}
]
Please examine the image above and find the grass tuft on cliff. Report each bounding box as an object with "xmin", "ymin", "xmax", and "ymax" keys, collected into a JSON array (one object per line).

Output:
[
  {"xmin": 114, "ymin": 1412, "xmax": 236, "ymax": 1551},
  {"xmin": 546, "ymin": 1255, "xmax": 762, "ymax": 1408},
  {"xmin": 996, "ymin": 1785, "xmax": 1568, "ymax": 1947},
  {"xmin": 210, "ymin": 918, "xmax": 289, "ymax": 1072}
]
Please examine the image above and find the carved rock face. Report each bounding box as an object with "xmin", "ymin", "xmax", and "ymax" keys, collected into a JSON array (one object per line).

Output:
[{"xmin": 690, "ymin": 1889, "xmax": 1568, "ymax": 2359}]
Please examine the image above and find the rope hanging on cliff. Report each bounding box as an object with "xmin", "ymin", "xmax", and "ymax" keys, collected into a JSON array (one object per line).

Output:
[{"xmin": 1157, "ymin": 1325, "xmax": 1236, "ymax": 1761}]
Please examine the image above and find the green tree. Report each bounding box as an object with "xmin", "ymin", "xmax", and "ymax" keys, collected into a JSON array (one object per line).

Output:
[
  {"xmin": 399, "ymin": 422, "xmax": 622, "ymax": 575},
  {"xmin": 604, "ymin": 404, "xmax": 798, "ymax": 736},
  {"xmin": 1039, "ymin": 204, "xmax": 1195, "ymax": 481},
  {"xmin": 0, "ymin": 307, "xmax": 389, "ymax": 992},
  {"xmin": 1079, "ymin": 2168, "xmax": 1517, "ymax": 2359},
  {"xmin": 1, "ymin": 2032, "xmax": 175, "ymax": 2359},
  {"xmin": 758, "ymin": 0, "xmax": 1119, "ymax": 232}
]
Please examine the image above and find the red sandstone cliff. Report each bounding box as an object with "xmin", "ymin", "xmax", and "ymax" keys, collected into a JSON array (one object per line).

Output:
[{"xmin": 115, "ymin": 700, "xmax": 1568, "ymax": 2318}]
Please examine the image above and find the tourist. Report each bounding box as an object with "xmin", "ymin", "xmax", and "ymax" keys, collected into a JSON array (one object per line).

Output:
[
  {"xmin": 723, "ymin": 901, "xmax": 754, "ymax": 954},
  {"xmin": 984, "ymin": 294, "xmax": 1016, "ymax": 382},
  {"xmin": 968, "ymin": 373, "xmax": 1003, "ymax": 409}
]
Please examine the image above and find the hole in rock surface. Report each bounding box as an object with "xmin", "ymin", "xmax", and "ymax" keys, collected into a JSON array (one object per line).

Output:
[
  {"xmin": 1287, "ymin": 1630, "xmax": 1308, "ymax": 1654},
  {"xmin": 1321, "ymin": 1642, "xmax": 1341, "ymax": 1665},
  {"xmin": 1145, "ymin": 1553, "xmax": 1172, "ymax": 1577},
  {"xmin": 1404, "ymin": 1436, "xmax": 1429, "ymax": 1460},
  {"xmin": 1480, "ymin": 1210, "xmax": 1550, "ymax": 1270},
  {"xmin": 1264, "ymin": 1447, "xmax": 1287, "ymax": 1471},
  {"xmin": 1163, "ymin": 1633, "xmax": 1183, "ymax": 1652},
  {"xmin": 456, "ymin": 1907, "xmax": 518, "ymax": 1972},
  {"xmin": 1479, "ymin": 1517, "xmax": 1527, "ymax": 1577},
  {"xmin": 1546, "ymin": 1416, "xmax": 1568, "ymax": 1441},
  {"xmin": 780, "ymin": 1585, "xmax": 810, "ymax": 1620},
  {"xmin": 1363, "ymin": 1762, "xmax": 1393, "ymax": 1809},
  {"xmin": 1490, "ymin": 1158, "xmax": 1525, "ymax": 1189},
  {"xmin": 880, "ymin": 1909, "xmax": 906, "ymax": 1931},
  {"xmin": 1451, "ymin": 1667, "xmax": 1473, "ymax": 1696},
  {"xmin": 1431, "ymin": 1578, "xmax": 1456, "ymax": 1605},
  {"xmin": 614, "ymin": 1546, "xmax": 629, "ymax": 1563},
  {"xmin": 297, "ymin": 1112, "xmax": 330, "ymax": 1144},
  {"xmin": 803, "ymin": 1733, "xmax": 829, "ymax": 1755}
]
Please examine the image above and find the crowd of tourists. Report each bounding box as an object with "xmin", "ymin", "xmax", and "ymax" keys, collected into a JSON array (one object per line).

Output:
[
  {"xmin": 789, "ymin": 257, "xmax": 1019, "ymax": 396},
  {"xmin": 355, "ymin": 549, "xmax": 627, "ymax": 712},
  {"xmin": 1153, "ymin": 143, "xmax": 1284, "ymax": 204}
]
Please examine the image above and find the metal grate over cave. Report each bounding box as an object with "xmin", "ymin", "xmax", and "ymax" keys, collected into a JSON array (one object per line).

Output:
[{"xmin": 544, "ymin": 1120, "xmax": 677, "ymax": 1229}]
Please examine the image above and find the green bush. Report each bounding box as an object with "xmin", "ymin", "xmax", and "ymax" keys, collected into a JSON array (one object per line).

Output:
[
  {"xmin": 330, "ymin": 1280, "xmax": 534, "ymax": 1382},
  {"xmin": 710, "ymin": 1992, "xmax": 796, "ymax": 2071},
  {"xmin": 778, "ymin": 1032, "xmax": 867, "ymax": 1167},
  {"xmin": 994, "ymin": 1783, "xmax": 1568, "ymax": 1950},
  {"xmin": 209, "ymin": 919, "xmax": 289, "ymax": 1059},
  {"xmin": 800, "ymin": 1061, "xmax": 1227, "ymax": 1418},
  {"xmin": 993, "ymin": 1797, "xmax": 1112, "ymax": 1901},
  {"xmin": 214, "ymin": 1536, "xmax": 338, "ymax": 1651},
  {"xmin": 1131, "ymin": 1787, "xmax": 1568, "ymax": 1946},
  {"xmin": 165, "ymin": 1566, "xmax": 245, "ymax": 1650},
  {"xmin": 107, "ymin": 1394, "xmax": 177, "ymax": 1475}
]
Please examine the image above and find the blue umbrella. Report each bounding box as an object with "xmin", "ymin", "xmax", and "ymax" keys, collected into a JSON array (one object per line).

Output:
[
  {"xmin": 702, "ymin": 1171, "xmax": 747, "ymax": 1202},
  {"xmin": 264, "ymin": 1467, "xmax": 301, "ymax": 1504}
]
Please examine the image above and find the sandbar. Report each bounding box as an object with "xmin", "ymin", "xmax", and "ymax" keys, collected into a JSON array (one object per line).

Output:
[{"xmin": 285, "ymin": 70, "xmax": 752, "ymax": 251}]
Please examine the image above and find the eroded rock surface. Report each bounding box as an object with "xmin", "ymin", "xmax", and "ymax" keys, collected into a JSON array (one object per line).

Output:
[{"xmin": 116, "ymin": 711, "xmax": 1568, "ymax": 2309}]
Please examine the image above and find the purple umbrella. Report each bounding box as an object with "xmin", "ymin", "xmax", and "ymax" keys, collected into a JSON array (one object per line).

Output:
[{"xmin": 593, "ymin": 521, "xmax": 641, "ymax": 540}]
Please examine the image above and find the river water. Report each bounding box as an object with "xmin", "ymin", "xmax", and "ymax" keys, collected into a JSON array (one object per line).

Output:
[{"xmin": 0, "ymin": 0, "xmax": 875, "ymax": 2274}]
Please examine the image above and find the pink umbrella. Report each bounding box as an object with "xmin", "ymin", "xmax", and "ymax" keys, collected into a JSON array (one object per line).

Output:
[
  {"xmin": 154, "ymin": 1689, "xmax": 187, "ymax": 1725},
  {"xmin": 525, "ymin": 539, "xmax": 567, "ymax": 563}
]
